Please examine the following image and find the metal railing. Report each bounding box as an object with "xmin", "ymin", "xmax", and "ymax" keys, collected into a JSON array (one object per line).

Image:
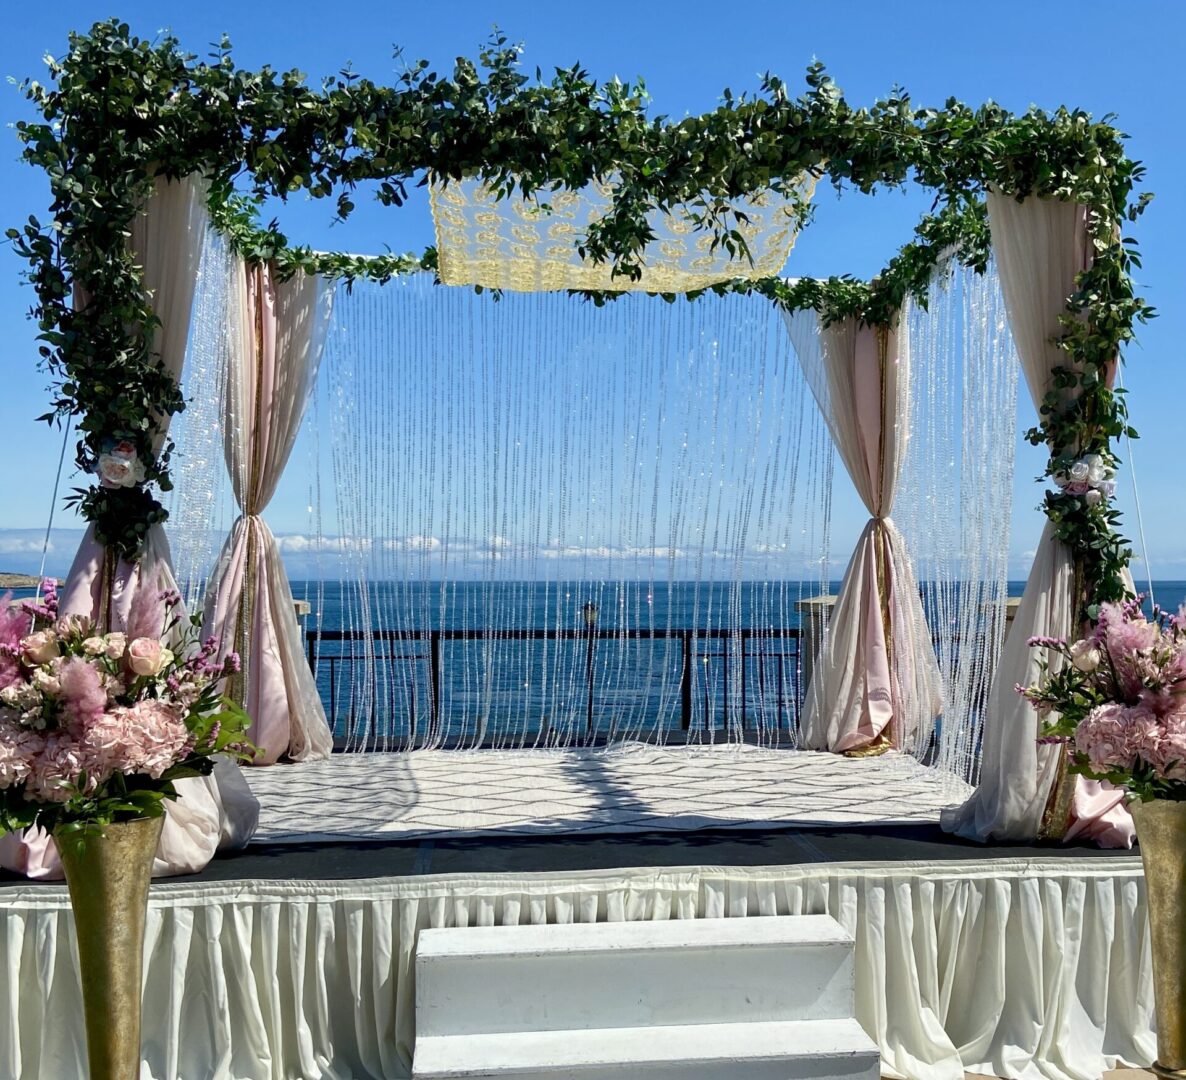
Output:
[{"xmin": 306, "ymin": 627, "xmax": 803, "ymax": 748}]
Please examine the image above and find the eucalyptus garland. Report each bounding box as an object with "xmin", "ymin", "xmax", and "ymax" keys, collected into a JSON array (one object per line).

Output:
[{"xmin": 7, "ymin": 19, "xmax": 1152, "ymax": 618}]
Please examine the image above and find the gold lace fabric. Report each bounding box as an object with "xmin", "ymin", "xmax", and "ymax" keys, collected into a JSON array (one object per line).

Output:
[{"xmin": 430, "ymin": 175, "xmax": 816, "ymax": 293}]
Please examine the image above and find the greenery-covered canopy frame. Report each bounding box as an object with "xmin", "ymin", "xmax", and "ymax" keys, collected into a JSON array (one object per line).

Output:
[{"xmin": 8, "ymin": 20, "xmax": 1153, "ymax": 616}]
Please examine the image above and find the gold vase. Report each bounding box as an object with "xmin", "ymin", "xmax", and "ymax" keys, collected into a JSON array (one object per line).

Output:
[
  {"xmin": 1132, "ymin": 799, "xmax": 1186, "ymax": 1079},
  {"xmin": 55, "ymin": 816, "xmax": 164, "ymax": 1080}
]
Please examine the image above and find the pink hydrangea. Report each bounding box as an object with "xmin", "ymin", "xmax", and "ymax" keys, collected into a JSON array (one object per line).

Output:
[
  {"xmin": 25, "ymin": 733, "xmax": 95, "ymax": 803},
  {"xmin": 0, "ymin": 718, "xmax": 43, "ymax": 788},
  {"xmin": 1125, "ymin": 705, "xmax": 1164, "ymax": 763},
  {"xmin": 94, "ymin": 701, "xmax": 190, "ymax": 779},
  {"xmin": 1149, "ymin": 714, "xmax": 1186, "ymax": 782},
  {"xmin": 1074, "ymin": 702, "xmax": 1138, "ymax": 773}
]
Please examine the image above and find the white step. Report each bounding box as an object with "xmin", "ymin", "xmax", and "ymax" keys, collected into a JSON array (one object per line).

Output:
[
  {"xmin": 413, "ymin": 1018, "xmax": 880, "ymax": 1079},
  {"xmin": 416, "ymin": 915, "xmax": 855, "ymax": 1036}
]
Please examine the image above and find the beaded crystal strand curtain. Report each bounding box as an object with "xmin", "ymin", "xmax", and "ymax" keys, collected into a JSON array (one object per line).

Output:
[
  {"xmin": 309, "ymin": 276, "xmax": 836, "ymax": 751},
  {"xmin": 163, "ymin": 226, "xmax": 236, "ymax": 611},
  {"xmin": 895, "ymin": 256, "xmax": 1020, "ymax": 786}
]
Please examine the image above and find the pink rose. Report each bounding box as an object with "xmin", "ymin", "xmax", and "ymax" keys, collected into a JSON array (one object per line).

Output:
[
  {"xmin": 104, "ymin": 633, "xmax": 127, "ymax": 661},
  {"xmin": 96, "ymin": 443, "xmax": 146, "ymax": 489},
  {"xmin": 21, "ymin": 631, "xmax": 59, "ymax": 665},
  {"xmin": 127, "ymin": 638, "xmax": 169, "ymax": 677}
]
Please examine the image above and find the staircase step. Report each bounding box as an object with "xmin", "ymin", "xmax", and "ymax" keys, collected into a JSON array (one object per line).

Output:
[
  {"xmin": 413, "ymin": 1018, "xmax": 880, "ymax": 1079},
  {"xmin": 416, "ymin": 915, "xmax": 855, "ymax": 1035}
]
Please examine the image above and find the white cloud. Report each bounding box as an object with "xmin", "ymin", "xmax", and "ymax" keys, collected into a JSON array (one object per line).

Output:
[
  {"xmin": 0, "ymin": 537, "xmax": 51, "ymax": 554},
  {"xmin": 273, "ymin": 534, "xmax": 373, "ymax": 554},
  {"xmin": 409, "ymin": 535, "xmax": 443, "ymax": 551}
]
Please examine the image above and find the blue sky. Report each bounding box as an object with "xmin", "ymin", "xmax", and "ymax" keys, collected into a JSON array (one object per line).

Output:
[{"xmin": 1, "ymin": 1, "xmax": 1183, "ymax": 581}]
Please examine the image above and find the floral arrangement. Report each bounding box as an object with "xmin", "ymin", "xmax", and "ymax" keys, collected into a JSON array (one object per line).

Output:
[
  {"xmin": 96, "ymin": 439, "xmax": 147, "ymax": 489},
  {"xmin": 1052, "ymin": 452, "xmax": 1117, "ymax": 506},
  {"xmin": 0, "ymin": 579, "xmax": 255, "ymax": 838},
  {"xmin": 1021, "ymin": 596, "xmax": 1186, "ymax": 802}
]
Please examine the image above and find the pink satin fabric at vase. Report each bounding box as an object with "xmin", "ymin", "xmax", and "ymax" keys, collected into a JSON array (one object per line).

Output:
[{"xmin": 0, "ymin": 757, "xmax": 258, "ymax": 880}]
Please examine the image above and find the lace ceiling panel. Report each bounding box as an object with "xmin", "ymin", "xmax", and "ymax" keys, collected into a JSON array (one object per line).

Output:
[{"xmin": 431, "ymin": 175, "xmax": 816, "ymax": 293}]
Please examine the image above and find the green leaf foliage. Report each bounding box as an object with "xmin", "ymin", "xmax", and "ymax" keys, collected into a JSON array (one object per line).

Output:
[{"xmin": 10, "ymin": 20, "xmax": 1153, "ymax": 618}]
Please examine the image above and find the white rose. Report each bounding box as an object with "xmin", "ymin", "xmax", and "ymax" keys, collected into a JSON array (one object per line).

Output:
[
  {"xmin": 104, "ymin": 633, "xmax": 127, "ymax": 660},
  {"xmin": 1084, "ymin": 488, "xmax": 1103, "ymax": 506},
  {"xmin": 1069, "ymin": 460, "xmax": 1090, "ymax": 482},
  {"xmin": 96, "ymin": 445, "xmax": 146, "ymax": 489},
  {"xmin": 1070, "ymin": 639, "xmax": 1101, "ymax": 673},
  {"xmin": 54, "ymin": 615, "xmax": 91, "ymax": 639},
  {"xmin": 32, "ymin": 668, "xmax": 61, "ymax": 696},
  {"xmin": 1086, "ymin": 456, "xmax": 1108, "ymax": 484},
  {"xmin": 82, "ymin": 636, "xmax": 107, "ymax": 656},
  {"xmin": 21, "ymin": 631, "xmax": 59, "ymax": 665}
]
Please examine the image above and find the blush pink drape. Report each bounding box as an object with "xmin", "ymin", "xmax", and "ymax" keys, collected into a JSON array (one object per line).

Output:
[
  {"xmin": 60, "ymin": 173, "xmax": 209, "ymax": 625},
  {"xmin": 942, "ymin": 193, "xmax": 1134, "ymax": 847},
  {"xmin": 2, "ymin": 174, "xmax": 260, "ymax": 879},
  {"xmin": 200, "ymin": 260, "xmax": 333, "ymax": 764},
  {"xmin": 784, "ymin": 312, "xmax": 943, "ymax": 753}
]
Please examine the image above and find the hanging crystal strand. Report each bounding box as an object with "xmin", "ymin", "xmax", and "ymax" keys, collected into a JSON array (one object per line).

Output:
[
  {"xmin": 164, "ymin": 226, "xmax": 233, "ymax": 611},
  {"xmin": 326, "ymin": 278, "xmax": 371, "ymax": 749},
  {"xmin": 900, "ymin": 261, "xmax": 952, "ymax": 770},
  {"xmin": 896, "ymin": 256, "xmax": 1019, "ymax": 787},
  {"xmin": 306, "ymin": 337, "xmax": 327, "ymax": 743},
  {"xmin": 313, "ymin": 269, "xmax": 832, "ymax": 758}
]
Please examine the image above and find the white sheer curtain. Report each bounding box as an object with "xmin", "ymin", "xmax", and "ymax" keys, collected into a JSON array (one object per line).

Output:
[
  {"xmin": 202, "ymin": 259, "xmax": 334, "ymax": 763},
  {"xmin": 783, "ymin": 310, "xmax": 942, "ymax": 753},
  {"xmin": 943, "ymin": 193, "xmax": 1132, "ymax": 843}
]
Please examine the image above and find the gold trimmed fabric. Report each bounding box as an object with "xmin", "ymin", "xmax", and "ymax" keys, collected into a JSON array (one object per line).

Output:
[{"xmin": 431, "ymin": 175, "xmax": 815, "ymax": 293}]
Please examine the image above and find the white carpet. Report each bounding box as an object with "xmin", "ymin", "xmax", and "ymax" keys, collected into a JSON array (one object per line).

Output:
[{"xmin": 245, "ymin": 745, "xmax": 971, "ymax": 843}]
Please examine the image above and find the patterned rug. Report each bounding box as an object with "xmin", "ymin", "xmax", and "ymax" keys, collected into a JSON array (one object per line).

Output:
[{"xmin": 246, "ymin": 745, "xmax": 971, "ymax": 843}]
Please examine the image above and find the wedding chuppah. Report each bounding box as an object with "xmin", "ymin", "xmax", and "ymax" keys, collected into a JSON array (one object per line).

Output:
[{"xmin": 0, "ymin": 18, "xmax": 1168, "ymax": 1080}]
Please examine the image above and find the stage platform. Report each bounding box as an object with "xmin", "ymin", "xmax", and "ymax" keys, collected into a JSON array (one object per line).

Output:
[
  {"xmin": 244, "ymin": 745, "xmax": 972, "ymax": 843},
  {"xmin": 0, "ymin": 749, "xmax": 1156, "ymax": 1080}
]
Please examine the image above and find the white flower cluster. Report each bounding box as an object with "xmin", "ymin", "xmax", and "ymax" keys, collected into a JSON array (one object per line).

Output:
[
  {"xmin": 1052, "ymin": 453, "xmax": 1117, "ymax": 506},
  {"xmin": 95, "ymin": 440, "xmax": 146, "ymax": 489}
]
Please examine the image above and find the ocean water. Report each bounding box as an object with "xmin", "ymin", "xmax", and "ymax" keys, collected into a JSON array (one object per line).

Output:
[
  {"xmin": 12, "ymin": 579, "xmax": 1185, "ymax": 748},
  {"xmin": 296, "ymin": 579, "xmax": 834, "ymax": 746}
]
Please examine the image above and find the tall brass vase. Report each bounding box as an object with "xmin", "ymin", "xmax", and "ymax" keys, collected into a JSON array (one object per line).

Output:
[
  {"xmin": 1133, "ymin": 799, "xmax": 1186, "ymax": 1079},
  {"xmin": 56, "ymin": 817, "xmax": 164, "ymax": 1080}
]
